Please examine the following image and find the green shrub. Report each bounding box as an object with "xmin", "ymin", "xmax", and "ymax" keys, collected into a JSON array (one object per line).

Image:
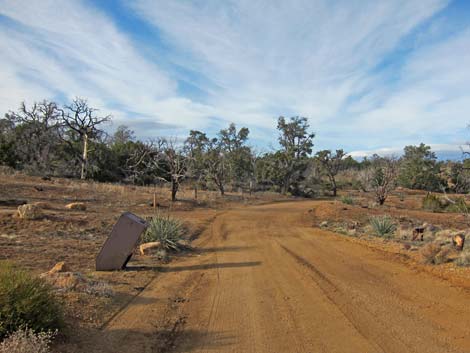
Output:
[
  {"xmin": 340, "ymin": 195, "xmax": 354, "ymax": 205},
  {"xmin": 0, "ymin": 262, "xmax": 63, "ymax": 340},
  {"xmin": 369, "ymin": 216, "xmax": 396, "ymax": 237},
  {"xmin": 0, "ymin": 328, "xmax": 55, "ymax": 353},
  {"xmin": 422, "ymin": 193, "xmax": 443, "ymax": 212},
  {"xmin": 142, "ymin": 212, "xmax": 184, "ymax": 251}
]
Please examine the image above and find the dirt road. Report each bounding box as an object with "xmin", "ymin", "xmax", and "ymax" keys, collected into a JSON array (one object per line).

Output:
[{"xmin": 84, "ymin": 201, "xmax": 470, "ymax": 353}]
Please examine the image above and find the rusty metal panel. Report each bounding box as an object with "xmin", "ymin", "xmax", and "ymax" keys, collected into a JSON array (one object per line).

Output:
[{"xmin": 96, "ymin": 212, "xmax": 148, "ymax": 271}]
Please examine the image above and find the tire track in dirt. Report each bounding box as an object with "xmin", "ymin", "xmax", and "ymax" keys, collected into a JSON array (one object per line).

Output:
[
  {"xmin": 77, "ymin": 201, "xmax": 470, "ymax": 353},
  {"xmin": 278, "ymin": 243, "xmax": 397, "ymax": 353}
]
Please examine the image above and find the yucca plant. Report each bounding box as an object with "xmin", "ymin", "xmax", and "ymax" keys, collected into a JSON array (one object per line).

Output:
[
  {"xmin": 142, "ymin": 212, "xmax": 184, "ymax": 251},
  {"xmin": 369, "ymin": 216, "xmax": 396, "ymax": 237}
]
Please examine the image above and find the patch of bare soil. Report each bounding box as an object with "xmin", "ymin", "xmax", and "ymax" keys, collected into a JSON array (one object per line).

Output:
[
  {"xmin": 0, "ymin": 174, "xmax": 288, "ymax": 341},
  {"xmin": 2, "ymin": 175, "xmax": 470, "ymax": 352},
  {"xmin": 65, "ymin": 201, "xmax": 470, "ymax": 353}
]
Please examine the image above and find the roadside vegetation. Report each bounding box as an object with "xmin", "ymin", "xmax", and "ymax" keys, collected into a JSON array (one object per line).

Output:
[
  {"xmin": 0, "ymin": 262, "xmax": 63, "ymax": 340},
  {"xmin": 2, "ymin": 98, "xmax": 470, "ymax": 202},
  {"xmin": 369, "ymin": 216, "xmax": 396, "ymax": 238},
  {"xmin": 2, "ymin": 97, "xmax": 470, "ymax": 350},
  {"xmin": 142, "ymin": 212, "xmax": 185, "ymax": 251}
]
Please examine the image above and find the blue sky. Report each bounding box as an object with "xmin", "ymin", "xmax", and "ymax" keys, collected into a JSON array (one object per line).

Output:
[{"xmin": 1, "ymin": 0, "xmax": 470, "ymax": 158}]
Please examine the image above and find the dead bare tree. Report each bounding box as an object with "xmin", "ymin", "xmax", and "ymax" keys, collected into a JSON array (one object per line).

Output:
[
  {"xmin": 61, "ymin": 98, "xmax": 111, "ymax": 179},
  {"xmin": 371, "ymin": 157, "xmax": 398, "ymax": 205},
  {"xmin": 124, "ymin": 140, "xmax": 159, "ymax": 184},
  {"xmin": 155, "ymin": 139, "xmax": 187, "ymax": 202},
  {"xmin": 136, "ymin": 138, "xmax": 187, "ymax": 201}
]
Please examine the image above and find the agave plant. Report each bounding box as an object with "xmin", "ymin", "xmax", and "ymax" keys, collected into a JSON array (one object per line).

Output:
[
  {"xmin": 142, "ymin": 212, "xmax": 184, "ymax": 251},
  {"xmin": 369, "ymin": 216, "xmax": 396, "ymax": 237}
]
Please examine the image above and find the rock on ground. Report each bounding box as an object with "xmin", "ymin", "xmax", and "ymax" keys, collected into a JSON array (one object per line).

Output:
[{"xmin": 65, "ymin": 202, "xmax": 86, "ymax": 211}]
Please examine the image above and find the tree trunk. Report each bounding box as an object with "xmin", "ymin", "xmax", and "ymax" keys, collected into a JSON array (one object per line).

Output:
[
  {"xmin": 194, "ymin": 185, "xmax": 198, "ymax": 200},
  {"xmin": 219, "ymin": 183, "xmax": 225, "ymax": 196},
  {"xmin": 80, "ymin": 133, "xmax": 88, "ymax": 180},
  {"xmin": 332, "ymin": 179, "xmax": 337, "ymax": 197},
  {"xmin": 282, "ymin": 176, "xmax": 290, "ymax": 195},
  {"xmin": 171, "ymin": 178, "xmax": 178, "ymax": 202}
]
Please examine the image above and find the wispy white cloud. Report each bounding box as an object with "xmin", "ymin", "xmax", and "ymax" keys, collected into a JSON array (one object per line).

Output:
[
  {"xmin": 1, "ymin": 0, "xmax": 469, "ymax": 155},
  {"xmin": 131, "ymin": 0, "xmax": 450, "ymax": 129},
  {"xmin": 349, "ymin": 143, "xmax": 465, "ymax": 159},
  {"xmin": 0, "ymin": 0, "xmax": 216, "ymax": 136}
]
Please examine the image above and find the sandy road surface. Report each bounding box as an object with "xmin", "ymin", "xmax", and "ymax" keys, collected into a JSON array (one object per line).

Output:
[{"xmin": 83, "ymin": 201, "xmax": 470, "ymax": 353}]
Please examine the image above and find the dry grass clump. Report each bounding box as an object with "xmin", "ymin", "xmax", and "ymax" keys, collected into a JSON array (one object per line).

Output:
[
  {"xmin": 422, "ymin": 193, "xmax": 443, "ymax": 212},
  {"xmin": 340, "ymin": 195, "xmax": 354, "ymax": 205},
  {"xmin": 0, "ymin": 328, "xmax": 55, "ymax": 353},
  {"xmin": 420, "ymin": 243, "xmax": 451, "ymax": 265},
  {"xmin": 16, "ymin": 204, "xmax": 43, "ymax": 220},
  {"xmin": 456, "ymin": 249, "xmax": 470, "ymax": 267}
]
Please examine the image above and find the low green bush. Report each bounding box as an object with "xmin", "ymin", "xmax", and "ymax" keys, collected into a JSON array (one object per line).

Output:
[
  {"xmin": 0, "ymin": 262, "xmax": 63, "ymax": 340},
  {"xmin": 340, "ymin": 195, "xmax": 354, "ymax": 205},
  {"xmin": 142, "ymin": 212, "xmax": 184, "ymax": 251},
  {"xmin": 369, "ymin": 216, "xmax": 396, "ymax": 237}
]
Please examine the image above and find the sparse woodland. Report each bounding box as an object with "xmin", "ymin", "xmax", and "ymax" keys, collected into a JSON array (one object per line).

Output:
[
  {"xmin": 2, "ymin": 98, "xmax": 470, "ymax": 204},
  {"xmin": 2, "ymin": 98, "xmax": 470, "ymax": 352}
]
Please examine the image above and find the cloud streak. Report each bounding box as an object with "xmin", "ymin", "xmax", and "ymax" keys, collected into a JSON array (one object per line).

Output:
[{"xmin": 1, "ymin": 0, "xmax": 469, "ymax": 155}]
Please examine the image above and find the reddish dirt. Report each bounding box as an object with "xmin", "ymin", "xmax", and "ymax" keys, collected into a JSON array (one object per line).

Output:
[
  {"xmin": 2, "ymin": 174, "xmax": 470, "ymax": 352},
  {"xmin": 58, "ymin": 201, "xmax": 470, "ymax": 353}
]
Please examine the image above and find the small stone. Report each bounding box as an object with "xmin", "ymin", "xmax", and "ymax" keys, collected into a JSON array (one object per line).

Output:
[
  {"xmin": 139, "ymin": 241, "xmax": 161, "ymax": 255},
  {"xmin": 48, "ymin": 261, "xmax": 68, "ymax": 274},
  {"xmin": 453, "ymin": 234, "xmax": 465, "ymax": 251},
  {"xmin": 319, "ymin": 221, "xmax": 328, "ymax": 228},
  {"xmin": 65, "ymin": 202, "xmax": 86, "ymax": 211}
]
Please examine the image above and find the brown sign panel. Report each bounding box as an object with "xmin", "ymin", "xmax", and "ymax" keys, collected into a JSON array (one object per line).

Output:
[{"xmin": 96, "ymin": 212, "xmax": 148, "ymax": 271}]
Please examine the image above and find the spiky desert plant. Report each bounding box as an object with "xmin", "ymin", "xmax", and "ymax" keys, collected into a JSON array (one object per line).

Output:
[
  {"xmin": 142, "ymin": 212, "xmax": 184, "ymax": 251},
  {"xmin": 369, "ymin": 216, "xmax": 396, "ymax": 237}
]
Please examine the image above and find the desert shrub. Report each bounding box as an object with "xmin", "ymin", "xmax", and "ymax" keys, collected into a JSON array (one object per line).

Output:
[
  {"xmin": 16, "ymin": 204, "xmax": 43, "ymax": 220},
  {"xmin": 0, "ymin": 328, "xmax": 55, "ymax": 353},
  {"xmin": 0, "ymin": 262, "xmax": 63, "ymax": 339},
  {"xmin": 445, "ymin": 197, "xmax": 469, "ymax": 213},
  {"xmin": 456, "ymin": 249, "xmax": 470, "ymax": 267},
  {"xmin": 370, "ymin": 216, "xmax": 396, "ymax": 237},
  {"xmin": 420, "ymin": 243, "xmax": 451, "ymax": 265},
  {"xmin": 142, "ymin": 212, "xmax": 184, "ymax": 251},
  {"xmin": 340, "ymin": 195, "xmax": 354, "ymax": 205},
  {"xmin": 422, "ymin": 193, "xmax": 442, "ymax": 212}
]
